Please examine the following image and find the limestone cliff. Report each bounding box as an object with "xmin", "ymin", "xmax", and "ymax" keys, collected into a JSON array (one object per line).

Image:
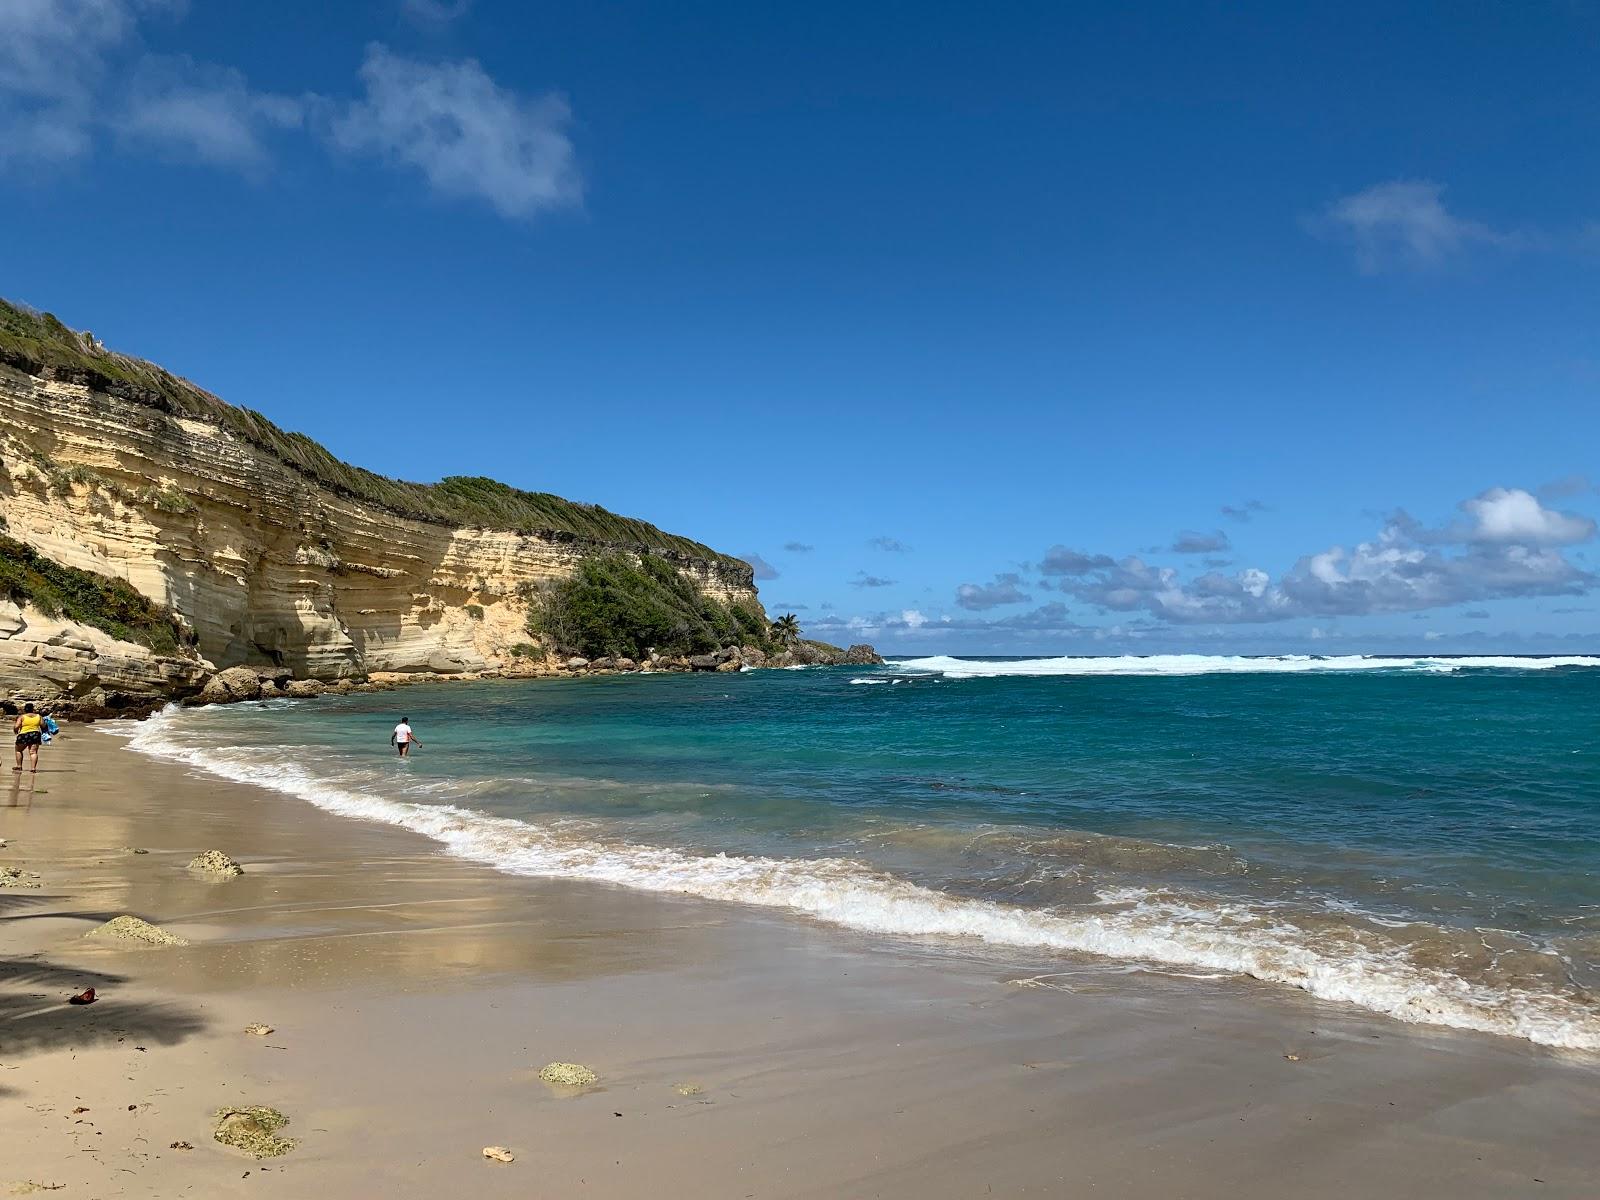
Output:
[{"xmin": 0, "ymin": 303, "xmax": 758, "ymax": 699}]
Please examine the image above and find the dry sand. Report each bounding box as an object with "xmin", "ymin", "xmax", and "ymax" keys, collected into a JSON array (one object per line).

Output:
[{"xmin": 2, "ymin": 731, "xmax": 1597, "ymax": 1197}]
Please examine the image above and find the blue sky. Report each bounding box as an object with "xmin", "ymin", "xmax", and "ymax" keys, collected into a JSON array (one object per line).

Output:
[{"xmin": 2, "ymin": 0, "xmax": 1597, "ymax": 654}]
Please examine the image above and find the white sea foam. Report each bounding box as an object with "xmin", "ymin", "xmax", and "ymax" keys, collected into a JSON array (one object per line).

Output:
[
  {"xmin": 113, "ymin": 708, "xmax": 1600, "ymax": 1051},
  {"xmin": 889, "ymin": 654, "xmax": 1600, "ymax": 679}
]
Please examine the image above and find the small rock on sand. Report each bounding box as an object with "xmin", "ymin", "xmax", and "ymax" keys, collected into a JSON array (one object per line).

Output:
[
  {"xmin": 0, "ymin": 866, "xmax": 41, "ymax": 889},
  {"xmin": 187, "ymin": 850, "xmax": 244, "ymax": 876},
  {"xmin": 243, "ymin": 1023, "xmax": 274, "ymax": 1037},
  {"xmin": 86, "ymin": 915, "xmax": 189, "ymax": 946},
  {"xmin": 482, "ymin": 1146, "xmax": 515, "ymax": 1163},
  {"xmin": 672, "ymin": 1082, "xmax": 704, "ymax": 1096},
  {"xmin": 213, "ymin": 1106, "xmax": 296, "ymax": 1158},
  {"xmin": 538, "ymin": 1062, "xmax": 598, "ymax": 1088}
]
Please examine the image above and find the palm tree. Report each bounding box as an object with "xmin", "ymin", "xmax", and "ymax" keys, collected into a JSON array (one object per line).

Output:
[{"xmin": 770, "ymin": 613, "xmax": 801, "ymax": 646}]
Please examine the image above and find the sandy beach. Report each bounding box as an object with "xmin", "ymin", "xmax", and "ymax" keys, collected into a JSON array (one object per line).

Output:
[{"xmin": 1, "ymin": 727, "xmax": 1596, "ymax": 1198}]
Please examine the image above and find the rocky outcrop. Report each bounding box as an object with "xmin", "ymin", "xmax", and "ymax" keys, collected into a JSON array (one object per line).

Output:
[
  {"xmin": 0, "ymin": 598, "xmax": 207, "ymax": 714},
  {"xmin": 192, "ymin": 665, "xmax": 264, "ymax": 705}
]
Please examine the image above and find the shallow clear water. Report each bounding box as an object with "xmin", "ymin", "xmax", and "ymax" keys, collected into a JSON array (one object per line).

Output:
[{"xmin": 119, "ymin": 653, "xmax": 1600, "ymax": 1049}]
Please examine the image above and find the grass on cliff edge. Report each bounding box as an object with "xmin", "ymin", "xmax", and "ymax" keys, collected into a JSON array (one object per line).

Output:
[
  {"xmin": 527, "ymin": 553, "xmax": 773, "ymax": 660},
  {"xmin": 0, "ymin": 298, "xmax": 746, "ymax": 573},
  {"xmin": 0, "ymin": 533, "xmax": 194, "ymax": 656}
]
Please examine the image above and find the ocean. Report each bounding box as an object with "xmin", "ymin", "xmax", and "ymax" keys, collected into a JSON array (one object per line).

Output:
[{"xmin": 116, "ymin": 654, "xmax": 1600, "ymax": 1050}]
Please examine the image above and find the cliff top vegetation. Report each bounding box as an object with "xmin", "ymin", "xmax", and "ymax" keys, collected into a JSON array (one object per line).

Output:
[{"xmin": 0, "ymin": 298, "xmax": 748, "ymax": 577}]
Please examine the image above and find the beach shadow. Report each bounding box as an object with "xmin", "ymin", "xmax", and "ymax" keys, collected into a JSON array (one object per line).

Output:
[{"xmin": 0, "ymin": 897, "xmax": 207, "ymax": 1058}]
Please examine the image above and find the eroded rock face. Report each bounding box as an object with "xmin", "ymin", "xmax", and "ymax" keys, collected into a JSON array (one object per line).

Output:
[
  {"xmin": 0, "ymin": 599, "xmax": 207, "ymax": 706},
  {"xmin": 0, "ymin": 364, "xmax": 759, "ymax": 691}
]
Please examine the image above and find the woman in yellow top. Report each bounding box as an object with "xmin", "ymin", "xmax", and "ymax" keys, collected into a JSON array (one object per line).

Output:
[{"xmin": 13, "ymin": 703, "xmax": 44, "ymax": 773}]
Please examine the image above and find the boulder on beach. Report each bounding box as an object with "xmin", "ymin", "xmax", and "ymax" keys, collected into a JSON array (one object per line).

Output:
[
  {"xmin": 565, "ymin": 656, "xmax": 590, "ymax": 671},
  {"xmin": 284, "ymin": 679, "xmax": 325, "ymax": 698},
  {"xmin": 213, "ymin": 1105, "xmax": 296, "ymax": 1158},
  {"xmin": 87, "ymin": 915, "xmax": 188, "ymax": 946},
  {"xmin": 538, "ymin": 1061, "xmax": 598, "ymax": 1088},
  {"xmin": 192, "ymin": 665, "xmax": 264, "ymax": 706},
  {"xmin": 188, "ymin": 849, "xmax": 244, "ymax": 877}
]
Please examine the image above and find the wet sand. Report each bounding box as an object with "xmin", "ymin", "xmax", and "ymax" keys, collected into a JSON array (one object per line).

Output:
[{"xmin": 2, "ymin": 731, "xmax": 1597, "ymax": 1197}]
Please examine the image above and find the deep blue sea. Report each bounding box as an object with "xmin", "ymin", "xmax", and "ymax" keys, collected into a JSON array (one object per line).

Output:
[{"xmin": 119, "ymin": 653, "xmax": 1600, "ymax": 1049}]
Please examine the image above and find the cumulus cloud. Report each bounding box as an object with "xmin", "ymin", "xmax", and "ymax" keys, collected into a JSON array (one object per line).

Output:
[
  {"xmin": 867, "ymin": 537, "xmax": 910, "ymax": 553},
  {"xmin": 1317, "ymin": 180, "xmax": 1517, "ymax": 272},
  {"xmin": 1050, "ymin": 486, "xmax": 1597, "ymax": 624},
  {"xmin": 1170, "ymin": 529, "xmax": 1230, "ymax": 554},
  {"xmin": 330, "ymin": 44, "xmax": 581, "ymax": 219},
  {"xmin": 852, "ymin": 572, "xmax": 896, "ymax": 589},
  {"xmin": 115, "ymin": 57, "xmax": 306, "ymax": 170},
  {"xmin": 0, "ymin": 0, "xmax": 174, "ymax": 163},
  {"xmin": 741, "ymin": 553, "xmax": 778, "ymax": 581},
  {"xmin": 783, "ymin": 541, "xmax": 814, "ymax": 553},
  {"xmin": 1221, "ymin": 499, "xmax": 1268, "ymax": 522},
  {"xmin": 954, "ymin": 572, "xmax": 1032, "ymax": 612},
  {"xmin": 1039, "ymin": 546, "xmax": 1114, "ymax": 576},
  {"xmin": 1391, "ymin": 487, "xmax": 1596, "ymax": 547}
]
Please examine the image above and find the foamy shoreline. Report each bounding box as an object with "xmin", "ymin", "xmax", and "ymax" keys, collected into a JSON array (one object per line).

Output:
[
  {"xmin": 3, "ymin": 731, "xmax": 1598, "ymax": 1196},
  {"xmin": 113, "ymin": 702, "xmax": 1600, "ymax": 1052}
]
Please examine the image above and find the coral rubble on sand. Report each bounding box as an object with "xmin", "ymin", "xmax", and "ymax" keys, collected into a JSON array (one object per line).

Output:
[
  {"xmin": 538, "ymin": 1062, "xmax": 598, "ymax": 1087},
  {"xmin": 0, "ymin": 866, "xmax": 41, "ymax": 888},
  {"xmin": 213, "ymin": 1106, "xmax": 296, "ymax": 1158},
  {"xmin": 86, "ymin": 915, "xmax": 188, "ymax": 946},
  {"xmin": 187, "ymin": 849, "xmax": 244, "ymax": 876}
]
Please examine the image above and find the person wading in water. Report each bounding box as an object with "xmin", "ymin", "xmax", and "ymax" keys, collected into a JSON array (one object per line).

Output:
[{"xmin": 391, "ymin": 716, "xmax": 421, "ymax": 759}]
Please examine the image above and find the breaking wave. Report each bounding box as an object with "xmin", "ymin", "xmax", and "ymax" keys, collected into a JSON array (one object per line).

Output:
[
  {"xmin": 889, "ymin": 654, "xmax": 1600, "ymax": 679},
  {"xmin": 112, "ymin": 706, "xmax": 1600, "ymax": 1051}
]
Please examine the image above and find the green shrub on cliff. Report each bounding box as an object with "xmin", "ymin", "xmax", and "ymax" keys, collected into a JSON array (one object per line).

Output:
[
  {"xmin": 0, "ymin": 534, "xmax": 193, "ymax": 656},
  {"xmin": 527, "ymin": 553, "xmax": 772, "ymax": 660}
]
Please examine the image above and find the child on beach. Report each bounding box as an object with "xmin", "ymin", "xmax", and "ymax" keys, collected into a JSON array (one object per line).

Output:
[{"xmin": 391, "ymin": 717, "xmax": 420, "ymax": 758}]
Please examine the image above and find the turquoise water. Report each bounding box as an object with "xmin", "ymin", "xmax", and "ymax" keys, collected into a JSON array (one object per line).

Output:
[{"xmin": 122, "ymin": 653, "xmax": 1600, "ymax": 1048}]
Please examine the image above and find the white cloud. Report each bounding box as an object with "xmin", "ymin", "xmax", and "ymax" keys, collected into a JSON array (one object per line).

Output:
[
  {"xmin": 115, "ymin": 56, "xmax": 305, "ymax": 170},
  {"xmin": 1459, "ymin": 487, "xmax": 1595, "ymax": 546},
  {"xmin": 330, "ymin": 44, "xmax": 581, "ymax": 219},
  {"xmin": 1319, "ymin": 180, "xmax": 1512, "ymax": 272},
  {"xmin": 1051, "ymin": 485, "xmax": 1597, "ymax": 624},
  {"xmin": 0, "ymin": 0, "xmax": 174, "ymax": 163}
]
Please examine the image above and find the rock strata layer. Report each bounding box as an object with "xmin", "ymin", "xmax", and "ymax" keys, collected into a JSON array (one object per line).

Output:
[{"xmin": 1, "ymin": 359, "xmax": 759, "ymax": 702}]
